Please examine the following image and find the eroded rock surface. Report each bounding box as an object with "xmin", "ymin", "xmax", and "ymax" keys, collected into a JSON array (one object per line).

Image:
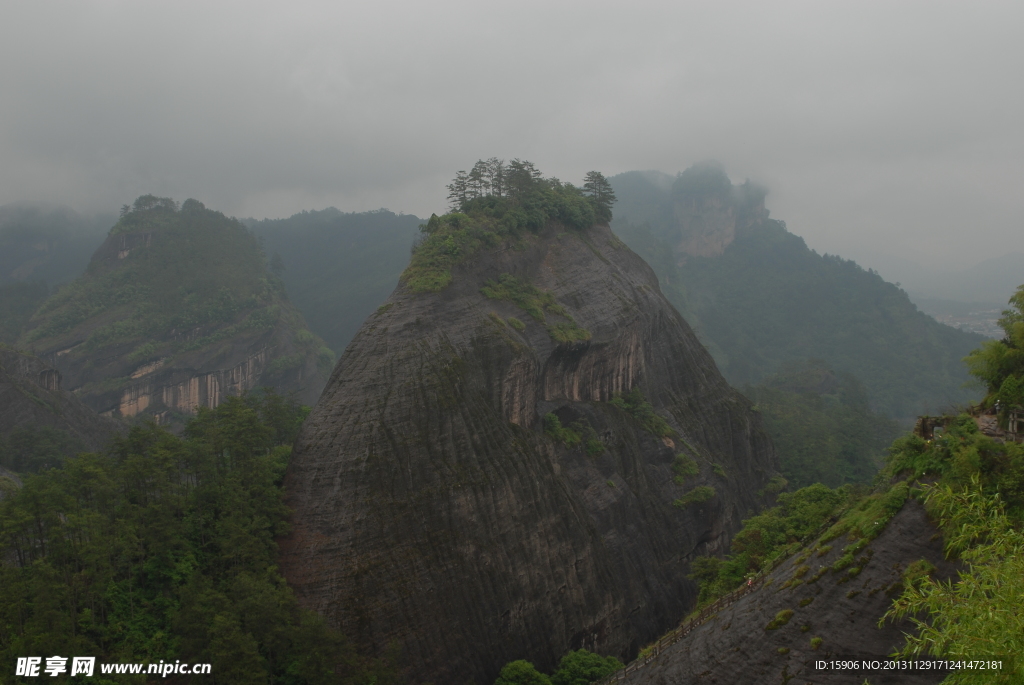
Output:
[
  {"xmin": 623, "ymin": 499, "xmax": 956, "ymax": 685},
  {"xmin": 281, "ymin": 223, "xmax": 779, "ymax": 683}
]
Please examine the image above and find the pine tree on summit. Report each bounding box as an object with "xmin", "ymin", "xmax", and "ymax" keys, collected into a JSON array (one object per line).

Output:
[{"xmin": 583, "ymin": 171, "xmax": 616, "ymax": 222}]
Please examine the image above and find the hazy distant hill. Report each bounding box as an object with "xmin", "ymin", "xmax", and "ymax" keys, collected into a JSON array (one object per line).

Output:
[
  {"xmin": 0, "ymin": 204, "xmax": 115, "ymax": 345},
  {"xmin": 19, "ymin": 196, "xmax": 331, "ymax": 421},
  {"xmin": 611, "ymin": 165, "xmax": 986, "ymax": 420},
  {"xmin": 246, "ymin": 209, "xmax": 422, "ymax": 355},
  {"xmin": 0, "ymin": 203, "xmax": 113, "ymax": 286}
]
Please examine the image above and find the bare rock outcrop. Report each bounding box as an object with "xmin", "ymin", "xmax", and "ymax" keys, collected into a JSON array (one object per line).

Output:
[
  {"xmin": 670, "ymin": 162, "xmax": 768, "ymax": 264},
  {"xmin": 280, "ymin": 222, "xmax": 780, "ymax": 683},
  {"xmin": 621, "ymin": 498, "xmax": 955, "ymax": 685}
]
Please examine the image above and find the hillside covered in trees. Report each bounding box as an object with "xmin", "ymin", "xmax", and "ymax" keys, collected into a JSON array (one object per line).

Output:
[
  {"xmin": 17, "ymin": 196, "xmax": 332, "ymax": 422},
  {"xmin": 246, "ymin": 209, "xmax": 422, "ymax": 355},
  {"xmin": 610, "ymin": 165, "xmax": 987, "ymax": 421},
  {"xmin": 0, "ymin": 391, "xmax": 400, "ymax": 684}
]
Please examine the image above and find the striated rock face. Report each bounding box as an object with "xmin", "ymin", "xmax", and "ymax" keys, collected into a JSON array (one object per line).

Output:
[
  {"xmin": 280, "ymin": 222, "xmax": 780, "ymax": 683},
  {"xmin": 622, "ymin": 499, "xmax": 955, "ymax": 685}
]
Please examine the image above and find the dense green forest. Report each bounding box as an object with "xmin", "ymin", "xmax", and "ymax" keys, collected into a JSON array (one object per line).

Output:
[
  {"xmin": 745, "ymin": 360, "xmax": 901, "ymax": 489},
  {"xmin": 610, "ymin": 167, "xmax": 987, "ymax": 420},
  {"xmin": 0, "ymin": 391, "xmax": 399, "ymax": 684},
  {"xmin": 246, "ymin": 209, "xmax": 423, "ymax": 356}
]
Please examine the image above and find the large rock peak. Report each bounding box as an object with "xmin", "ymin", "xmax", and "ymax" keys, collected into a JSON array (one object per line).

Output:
[{"xmin": 280, "ymin": 221, "xmax": 779, "ymax": 683}]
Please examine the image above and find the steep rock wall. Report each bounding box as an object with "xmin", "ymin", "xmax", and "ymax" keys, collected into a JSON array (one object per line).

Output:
[
  {"xmin": 622, "ymin": 499, "xmax": 956, "ymax": 685},
  {"xmin": 280, "ymin": 223, "xmax": 779, "ymax": 684},
  {"xmin": 112, "ymin": 346, "xmax": 271, "ymax": 419}
]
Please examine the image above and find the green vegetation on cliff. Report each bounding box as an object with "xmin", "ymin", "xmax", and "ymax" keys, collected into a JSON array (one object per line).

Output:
[
  {"xmin": 687, "ymin": 483, "xmax": 850, "ymax": 604},
  {"xmin": 402, "ymin": 161, "xmax": 611, "ymax": 293},
  {"xmin": 881, "ymin": 415, "xmax": 1024, "ymax": 679},
  {"xmin": 481, "ymin": 274, "xmax": 591, "ymax": 342},
  {"xmin": 0, "ymin": 391, "xmax": 397, "ymax": 684},
  {"xmin": 19, "ymin": 196, "xmax": 332, "ymax": 415},
  {"xmin": 964, "ymin": 283, "xmax": 1024, "ymax": 422}
]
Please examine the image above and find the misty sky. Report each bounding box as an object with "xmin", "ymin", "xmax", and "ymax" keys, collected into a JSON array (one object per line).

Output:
[{"xmin": 2, "ymin": 1, "xmax": 1022, "ymax": 278}]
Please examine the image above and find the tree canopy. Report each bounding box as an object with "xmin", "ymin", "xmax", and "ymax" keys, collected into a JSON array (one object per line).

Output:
[
  {"xmin": 402, "ymin": 160, "xmax": 613, "ymax": 293},
  {"xmin": 582, "ymin": 171, "xmax": 616, "ymax": 223},
  {"xmin": 0, "ymin": 391, "xmax": 396, "ymax": 684},
  {"xmin": 964, "ymin": 283, "xmax": 1024, "ymax": 420}
]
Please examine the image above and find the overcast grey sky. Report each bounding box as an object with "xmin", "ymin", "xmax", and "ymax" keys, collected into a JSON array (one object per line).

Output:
[{"xmin": 2, "ymin": 1, "xmax": 1022, "ymax": 277}]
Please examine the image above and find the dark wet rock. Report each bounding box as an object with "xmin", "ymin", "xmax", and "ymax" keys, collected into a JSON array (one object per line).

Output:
[
  {"xmin": 622, "ymin": 498, "xmax": 955, "ymax": 685},
  {"xmin": 280, "ymin": 223, "xmax": 780, "ymax": 684}
]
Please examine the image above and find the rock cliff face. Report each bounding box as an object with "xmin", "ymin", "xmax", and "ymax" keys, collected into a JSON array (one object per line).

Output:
[
  {"xmin": 280, "ymin": 221, "xmax": 780, "ymax": 683},
  {"xmin": 19, "ymin": 197, "xmax": 331, "ymax": 423},
  {"xmin": 670, "ymin": 162, "xmax": 767, "ymax": 264},
  {"xmin": 622, "ymin": 499, "xmax": 955, "ymax": 685}
]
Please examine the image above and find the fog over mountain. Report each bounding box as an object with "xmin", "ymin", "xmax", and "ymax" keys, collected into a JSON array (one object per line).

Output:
[{"xmin": 2, "ymin": 1, "xmax": 1023, "ymax": 282}]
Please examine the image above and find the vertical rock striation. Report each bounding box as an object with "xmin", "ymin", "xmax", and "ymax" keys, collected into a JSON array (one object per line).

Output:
[{"xmin": 281, "ymin": 222, "xmax": 779, "ymax": 683}]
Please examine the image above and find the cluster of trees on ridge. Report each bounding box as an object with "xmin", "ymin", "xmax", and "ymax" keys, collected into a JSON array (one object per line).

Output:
[
  {"xmin": 446, "ymin": 158, "xmax": 616, "ymax": 223},
  {"xmin": 401, "ymin": 160, "xmax": 616, "ymax": 293}
]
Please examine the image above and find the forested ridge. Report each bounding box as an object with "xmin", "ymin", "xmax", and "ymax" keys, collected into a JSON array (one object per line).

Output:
[
  {"xmin": 610, "ymin": 166, "xmax": 986, "ymax": 421},
  {"xmin": 15, "ymin": 196, "xmax": 332, "ymax": 420}
]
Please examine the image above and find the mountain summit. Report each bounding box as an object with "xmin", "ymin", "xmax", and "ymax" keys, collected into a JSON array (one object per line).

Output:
[
  {"xmin": 280, "ymin": 166, "xmax": 779, "ymax": 683},
  {"xmin": 18, "ymin": 196, "xmax": 332, "ymax": 422}
]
